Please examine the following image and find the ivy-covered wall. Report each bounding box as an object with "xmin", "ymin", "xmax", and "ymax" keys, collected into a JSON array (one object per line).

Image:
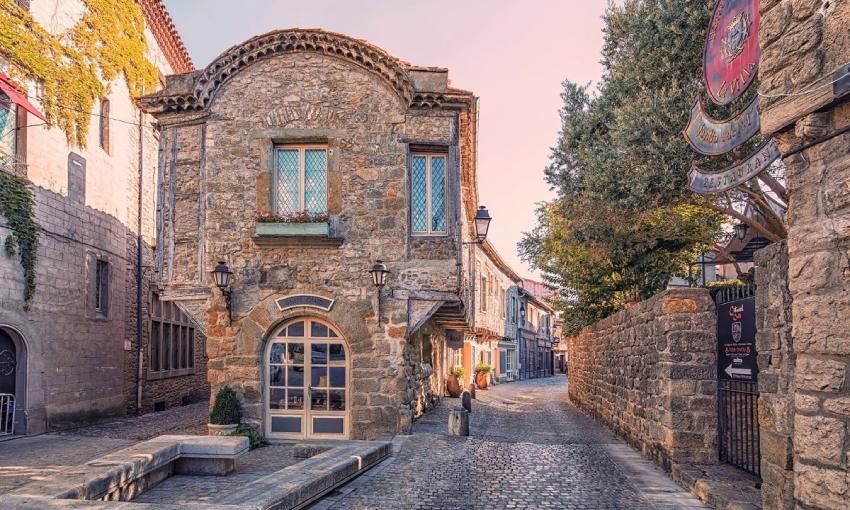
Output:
[{"xmin": 0, "ymin": 0, "xmax": 158, "ymax": 146}]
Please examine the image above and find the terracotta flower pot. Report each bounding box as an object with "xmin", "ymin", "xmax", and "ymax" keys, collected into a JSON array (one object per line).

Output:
[
  {"xmin": 208, "ymin": 423, "xmax": 238, "ymax": 436},
  {"xmin": 446, "ymin": 374, "xmax": 463, "ymax": 397},
  {"xmin": 475, "ymin": 372, "xmax": 489, "ymax": 389}
]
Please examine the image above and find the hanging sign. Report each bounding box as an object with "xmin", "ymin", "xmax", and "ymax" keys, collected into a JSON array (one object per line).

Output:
[
  {"xmin": 688, "ymin": 138, "xmax": 779, "ymax": 193},
  {"xmin": 717, "ymin": 296, "xmax": 758, "ymax": 382},
  {"xmin": 683, "ymin": 97, "xmax": 760, "ymax": 156},
  {"xmin": 704, "ymin": 0, "xmax": 760, "ymax": 106}
]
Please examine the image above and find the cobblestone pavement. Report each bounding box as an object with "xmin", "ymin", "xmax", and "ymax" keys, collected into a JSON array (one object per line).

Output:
[
  {"xmin": 311, "ymin": 377, "xmax": 706, "ymax": 510},
  {"xmin": 0, "ymin": 402, "xmax": 207, "ymax": 495},
  {"xmin": 133, "ymin": 444, "xmax": 300, "ymax": 505}
]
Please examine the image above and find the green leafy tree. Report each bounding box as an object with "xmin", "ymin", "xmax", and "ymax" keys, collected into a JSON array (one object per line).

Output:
[{"xmin": 520, "ymin": 0, "xmax": 760, "ymax": 334}]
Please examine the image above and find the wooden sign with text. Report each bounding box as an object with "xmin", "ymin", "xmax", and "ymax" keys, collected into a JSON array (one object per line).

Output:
[{"xmin": 704, "ymin": 0, "xmax": 760, "ymax": 106}]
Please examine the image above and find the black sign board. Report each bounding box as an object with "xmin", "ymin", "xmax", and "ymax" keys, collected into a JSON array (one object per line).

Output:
[{"xmin": 717, "ymin": 297, "xmax": 758, "ymax": 381}]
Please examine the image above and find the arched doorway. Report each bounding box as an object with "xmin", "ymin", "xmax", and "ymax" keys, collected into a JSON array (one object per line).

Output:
[
  {"xmin": 265, "ymin": 318, "xmax": 349, "ymax": 439},
  {"xmin": 0, "ymin": 328, "xmax": 22, "ymax": 435}
]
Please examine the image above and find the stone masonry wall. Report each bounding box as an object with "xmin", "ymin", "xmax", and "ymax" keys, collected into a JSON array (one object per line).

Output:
[
  {"xmin": 755, "ymin": 241, "xmax": 795, "ymax": 510},
  {"xmin": 568, "ymin": 289, "xmax": 717, "ymax": 470},
  {"xmin": 760, "ymin": 1, "xmax": 850, "ymax": 507},
  {"xmin": 777, "ymin": 104, "xmax": 850, "ymax": 509}
]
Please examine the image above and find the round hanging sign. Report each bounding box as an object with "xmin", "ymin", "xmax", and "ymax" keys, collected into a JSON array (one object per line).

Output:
[{"xmin": 703, "ymin": 0, "xmax": 760, "ymax": 106}]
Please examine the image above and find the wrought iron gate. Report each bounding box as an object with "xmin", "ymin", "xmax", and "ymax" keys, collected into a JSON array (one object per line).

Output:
[{"xmin": 715, "ymin": 285, "xmax": 760, "ymax": 476}]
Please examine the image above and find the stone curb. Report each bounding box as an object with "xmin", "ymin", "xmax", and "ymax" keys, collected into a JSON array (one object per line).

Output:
[
  {"xmin": 672, "ymin": 463, "xmax": 762, "ymax": 510},
  {"xmin": 0, "ymin": 438, "xmax": 391, "ymax": 510}
]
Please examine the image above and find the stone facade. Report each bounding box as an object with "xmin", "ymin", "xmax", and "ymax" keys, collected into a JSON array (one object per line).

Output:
[
  {"xmin": 568, "ymin": 289, "xmax": 717, "ymax": 469},
  {"xmin": 759, "ymin": 0, "xmax": 850, "ymax": 508},
  {"xmin": 0, "ymin": 0, "xmax": 204, "ymax": 434},
  {"xmin": 142, "ymin": 29, "xmax": 482, "ymax": 440}
]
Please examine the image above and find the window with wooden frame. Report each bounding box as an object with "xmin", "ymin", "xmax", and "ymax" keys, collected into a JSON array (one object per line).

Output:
[
  {"xmin": 273, "ymin": 145, "xmax": 327, "ymax": 215},
  {"xmin": 410, "ymin": 152, "xmax": 447, "ymax": 235},
  {"xmin": 149, "ymin": 294, "xmax": 196, "ymax": 377},
  {"xmin": 480, "ymin": 276, "xmax": 487, "ymax": 311},
  {"xmin": 99, "ymin": 99, "xmax": 110, "ymax": 154}
]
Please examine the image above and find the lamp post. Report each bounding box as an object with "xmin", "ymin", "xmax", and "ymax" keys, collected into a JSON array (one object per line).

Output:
[
  {"xmin": 211, "ymin": 261, "xmax": 233, "ymax": 324},
  {"xmin": 734, "ymin": 222, "xmax": 749, "ymax": 240},
  {"xmin": 369, "ymin": 260, "xmax": 389, "ymax": 324}
]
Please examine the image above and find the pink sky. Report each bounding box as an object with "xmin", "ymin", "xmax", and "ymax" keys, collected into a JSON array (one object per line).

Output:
[{"xmin": 165, "ymin": 0, "xmax": 608, "ymax": 278}]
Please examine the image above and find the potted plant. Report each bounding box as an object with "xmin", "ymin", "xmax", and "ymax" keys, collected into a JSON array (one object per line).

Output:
[
  {"xmin": 474, "ymin": 363, "xmax": 493, "ymax": 389},
  {"xmin": 255, "ymin": 210, "xmax": 330, "ymax": 237},
  {"xmin": 446, "ymin": 366, "xmax": 465, "ymax": 398},
  {"xmin": 208, "ymin": 385, "xmax": 242, "ymax": 436}
]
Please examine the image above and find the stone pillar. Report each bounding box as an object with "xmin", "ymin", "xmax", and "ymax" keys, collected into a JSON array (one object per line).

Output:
[
  {"xmin": 759, "ymin": 1, "xmax": 850, "ymax": 507},
  {"xmin": 755, "ymin": 242, "xmax": 795, "ymax": 510},
  {"xmin": 448, "ymin": 406, "xmax": 469, "ymax": 436}
]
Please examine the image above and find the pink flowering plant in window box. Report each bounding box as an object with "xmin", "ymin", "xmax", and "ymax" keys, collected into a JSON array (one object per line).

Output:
[
  {"xmin": 254, "ymin": 210, "xmax": 330, "ymax": 237},
  {"xmin": 254, "ymin": 210, "xmax": 329, "ymax": 223}
]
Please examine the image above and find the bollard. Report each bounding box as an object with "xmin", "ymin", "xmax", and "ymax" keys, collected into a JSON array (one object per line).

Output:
[
  {"xmin": 448, "ymin": 406, "xmax": 469, "ymax": 436},
  {"xmin": 468, "ymin": 383, "xmax": 476, "ymax": 399},
  {"xmin": 461, "ymin": 390, "xmax": 472, "ymax": 413}
]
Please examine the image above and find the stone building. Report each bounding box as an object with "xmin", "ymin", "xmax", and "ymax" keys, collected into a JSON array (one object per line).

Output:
[
  {"xmin": 461, "ymin": 241, "xmax": 521, "ymax": 386},
  {"xmin": 140, "ymin": 28, "xmax": 490, "ymax": 440},
  {"xmin": 519, "ymin": 279, "xmax": 556, "ymax": 379},
  {"xmin": 0, "ymin": 0, "xmax": 207, "ymax": 435},
  {"xmin": 756, "ymin": 1, "xmax": 850, "ymax": 508}
]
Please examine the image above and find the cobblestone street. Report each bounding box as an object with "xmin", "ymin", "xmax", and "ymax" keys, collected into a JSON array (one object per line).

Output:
[{"xmin": 311, "ymin": 377, "xmax": 706, "ymax": 510}]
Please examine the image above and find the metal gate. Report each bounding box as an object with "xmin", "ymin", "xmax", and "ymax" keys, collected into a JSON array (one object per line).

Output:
[
  {"xmin": 0, "ymin": 394, "xmax": 14, "ymax": 435},
  {"xmin": 715, "ymin": 285, "xmax": 760, "ymax": 477}
]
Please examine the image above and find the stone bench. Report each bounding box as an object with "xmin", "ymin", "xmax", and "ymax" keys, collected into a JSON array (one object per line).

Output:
[{"xmin": 6, "ymin": 435, "xmax": 248, "ymax": 502}]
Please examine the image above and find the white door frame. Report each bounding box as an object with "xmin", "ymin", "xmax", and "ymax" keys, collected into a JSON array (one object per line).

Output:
[{"xmin": 264, "ymin": 318, "xmax": 350, "ymax": 440}]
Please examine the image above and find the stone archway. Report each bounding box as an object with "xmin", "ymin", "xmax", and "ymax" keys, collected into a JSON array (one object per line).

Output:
[{"xmin": 0, "ymin": 326, "xmax": 27, "ymax": 435}]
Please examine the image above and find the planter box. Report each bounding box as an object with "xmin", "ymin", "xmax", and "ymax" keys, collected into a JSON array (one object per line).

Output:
[{"xmin": 256, "ymin": 222, "xmax": 329, "ymax": 237}]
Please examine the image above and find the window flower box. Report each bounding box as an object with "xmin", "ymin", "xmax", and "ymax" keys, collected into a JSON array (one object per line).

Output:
[{"xmin": 255, "ymin": 222, "xmax": 329, "ymax": 237}]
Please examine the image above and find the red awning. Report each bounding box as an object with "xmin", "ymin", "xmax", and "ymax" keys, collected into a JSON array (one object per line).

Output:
[{"xmin": 0, "ymin": 72, "xmax": 47, "ymax": 122}]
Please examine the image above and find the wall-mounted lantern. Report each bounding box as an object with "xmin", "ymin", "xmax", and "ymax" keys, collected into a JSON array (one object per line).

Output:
[
  {"xmin": 473, "ymin": 205, "xmax": 492, "ymax": 243},
  {"xmin": 369, "ymin": 260, "xmax": 389, "ymax": 323},
  {"xmin": 211, "ymin": 260, "xmax": 233, "ymax": 323}
]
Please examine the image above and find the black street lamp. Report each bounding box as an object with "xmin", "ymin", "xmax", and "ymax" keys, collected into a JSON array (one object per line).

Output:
[
  {"xmin": 369, "ymin": 260, "xmax": 389, "ymax": 323},
  {"xmin": 474, "ymin": 205, "xmax": 492, "ymax": 242},
  {"xmin": 734, "ymin": 222, "xmax": 749, "ymax": 240},
  {"xmin": 211, "ymin": 261, "xmax": 233, "ymax": 323}
]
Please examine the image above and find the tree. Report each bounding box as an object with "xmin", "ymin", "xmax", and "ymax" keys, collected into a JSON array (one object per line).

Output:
[{"xmin": 521, "ymin": 0, "xmax": 783, "ymax": 334}]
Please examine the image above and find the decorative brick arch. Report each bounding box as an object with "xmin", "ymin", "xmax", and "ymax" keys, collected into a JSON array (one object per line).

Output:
[{"xmin": 194, "ymin": 29, "xmax": 414, "ymax": 109}]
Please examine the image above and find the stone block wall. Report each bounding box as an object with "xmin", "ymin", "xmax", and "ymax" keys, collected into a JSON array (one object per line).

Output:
[
  {"xmin": 755, "ymin": 241, "xmax": 795, "ymax": 509},
  {"xmin": 568, "ymin": 289, "xmax": 717, "ymax": 470},
  {"xmin": 760, "ymin": 1, "xmax": 850, "ymax": 507}
]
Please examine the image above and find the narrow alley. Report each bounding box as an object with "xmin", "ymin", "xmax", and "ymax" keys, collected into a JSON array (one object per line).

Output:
[{"xmin": 311, "ymin": 378, "xmax": 707, "ymax": 510}]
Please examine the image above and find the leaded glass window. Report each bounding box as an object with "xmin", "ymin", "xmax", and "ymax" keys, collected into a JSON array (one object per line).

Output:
[
  {"xmin": 410, "ymin": 153, "xmax": 447, "ymax": 235},
  {"xmin": 274, "ymin": 146, "xmax": 328, "ymax": 215}
]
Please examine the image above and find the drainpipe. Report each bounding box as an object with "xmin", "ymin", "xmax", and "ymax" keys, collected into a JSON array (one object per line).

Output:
[{"xmin": 135, "ymin": 107, "xmax": 145, "ymax": 413}]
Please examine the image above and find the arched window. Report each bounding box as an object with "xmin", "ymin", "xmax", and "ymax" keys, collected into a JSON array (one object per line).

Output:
[{"xmin": 99, "ymin": 99, "xmax": 110, "ymax": 154}]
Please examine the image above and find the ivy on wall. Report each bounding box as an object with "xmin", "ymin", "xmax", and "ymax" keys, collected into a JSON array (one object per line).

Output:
[
  {"xmin": 0, "ymin": 170, "xmax": 37, "ymax": 306},
  {"xmin": 0, "ymin": 0, "xmax": 158, "ymax": 146}
]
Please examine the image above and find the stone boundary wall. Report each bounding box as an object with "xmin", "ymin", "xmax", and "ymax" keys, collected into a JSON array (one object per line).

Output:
[{"xmin": 568, "ymin": 289, "xmax": 717, "ymax": 470}]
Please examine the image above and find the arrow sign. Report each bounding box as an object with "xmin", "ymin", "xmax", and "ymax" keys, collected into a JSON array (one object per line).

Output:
[{"xmin": 724, "ymin": 364, "xmax": 752, "ymax": 378}]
